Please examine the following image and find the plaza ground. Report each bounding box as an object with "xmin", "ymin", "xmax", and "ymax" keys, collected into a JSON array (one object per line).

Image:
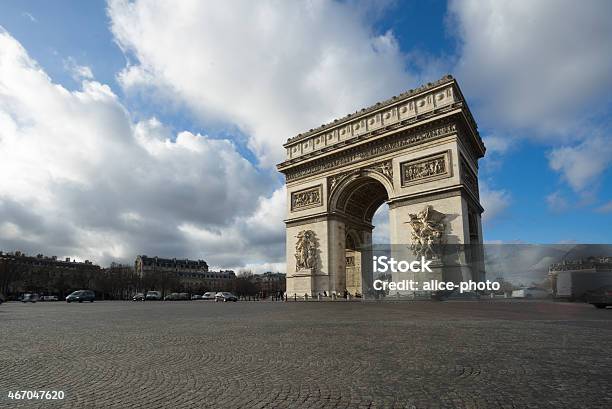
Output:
[{"xmin": 1, "ymin": 300, "xmax": 611, "ymax": 408}]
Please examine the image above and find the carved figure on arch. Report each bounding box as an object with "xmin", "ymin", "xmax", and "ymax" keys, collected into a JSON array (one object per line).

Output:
[
  {"xmin": 406, "ymin": 205, "xmax": 446, "ymax": 260},
  {"xmin": 295, "ymin": 230, "xmax": 317, "ymax": 271}
]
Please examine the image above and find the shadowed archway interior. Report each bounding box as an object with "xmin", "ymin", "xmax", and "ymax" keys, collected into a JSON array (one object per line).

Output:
[{"xmin": 334, "ymin": 177, "xmax": 389, "ymax": 223}]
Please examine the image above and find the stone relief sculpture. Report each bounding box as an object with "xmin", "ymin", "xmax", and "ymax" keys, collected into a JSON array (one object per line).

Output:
[
  {"xmin": 407, "ymin": 205, "xmax": 446, "ymax": 260},
  {"xmin": 405, "ymin": 157, "xmax": 445, "ymax": 181},
  {"xmin": 368, "ymin": 160, "xmax": 393, "ymax": 183},
  {"xmin": 295, "ymin": 230, "xmax": 317, "ymax": 271},
  {"xmin": 400, "ymin": 152, "xmax": 449, "ymax": 186},
  {"xmin": 291, "ymin": 186, "xmax": 322, "ymax": 210}
]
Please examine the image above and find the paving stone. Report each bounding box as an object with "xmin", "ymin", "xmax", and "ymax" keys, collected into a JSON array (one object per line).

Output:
[{"xmin": 0, "ymin": 300, "xmax": 611, "ymax": 408}]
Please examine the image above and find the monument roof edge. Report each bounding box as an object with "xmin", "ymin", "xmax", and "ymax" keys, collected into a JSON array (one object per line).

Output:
[{"xmin": 283, "ymin": 74, "xmax": 456, "ymax": 148}]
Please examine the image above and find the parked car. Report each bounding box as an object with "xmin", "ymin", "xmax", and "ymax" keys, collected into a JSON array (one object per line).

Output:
[
  {"xmin": 66, "ymin": 290, "xmax": 95, "ymax": 303},
  {"xmin": 132, "ymin": 293, "xmax": 145, "ymax": 301},
  {"xmin": 164, "ymin": 293, "xmax": 180, "ymax": 301},
  {"xmin": 191, "ymin": 294, "xmax": 202, "ymax": 300},
  {"xmin": 22, "ymin": 293, "xmax": 39, "ymax": 303},
  {"xmin": 179, "ymin": 293, "xmax": 189, "ymax": 300},
  {"xmin": 215, "ymin": 292, "xmax": 238, "ymax": 302},
  {"xmin": 41, "ymin": 295, "xmax": 59, "ymax": 301},
  {"xmin": 586, "ymin": 286, "xmax": 612, "ymax": 309},
  {"xmin": 146, "ymin": 291, "xmax": 162, "ymax": 301},
  {"xmin": 512, "ymin": 287, "xmax": 550, "ymax": 299},
  {"xmin": 202, "ymin": 292, "xmax": 216, "ymax": 300}
]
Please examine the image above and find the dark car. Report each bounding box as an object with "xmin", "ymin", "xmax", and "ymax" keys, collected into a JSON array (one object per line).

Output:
[
  {"xmin": 215, "ymin": 292, "xmax": 238, "ymax": 302},
  {"xmin": 586, "ymin": 286, "xmax": 612, "ymax": 309},
  {"xmin": 66, "ymin": 290, "xmax": 95, "ymax": 303}
]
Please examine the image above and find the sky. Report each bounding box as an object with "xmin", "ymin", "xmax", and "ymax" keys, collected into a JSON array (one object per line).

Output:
[{"xmin": 0, "ymin": 0, "xmax": 610, "ymax": 271}]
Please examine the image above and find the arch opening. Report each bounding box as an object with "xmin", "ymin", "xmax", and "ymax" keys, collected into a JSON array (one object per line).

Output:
[
  {"xmin": 332, "ymin": 176, "xmax": 391, "ymax": 297},
  {"xmin": 333, "ymin": 176, "xmax": 389, "ymax": 224}
]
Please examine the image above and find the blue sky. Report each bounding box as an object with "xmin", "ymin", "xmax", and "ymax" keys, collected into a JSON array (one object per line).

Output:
[{"xmin": 0, "ymin": 1, "xmax": 610, "ymax": 269}]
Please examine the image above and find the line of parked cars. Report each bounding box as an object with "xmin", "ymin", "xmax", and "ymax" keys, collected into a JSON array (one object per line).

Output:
[
  {"xmin": 132, "ymin": 291, "xmax": 162, "ymax": 301},
  {"xmin": 17, "ymin": 290, "xmax": 96, "ymax": 303},
  {"xmin": 131, "ymin": 291, "xmax": 238, "ymax": 302},
  {"xmin": 19, "ymin": 293, "xmax": 61, "ymax": 302}
]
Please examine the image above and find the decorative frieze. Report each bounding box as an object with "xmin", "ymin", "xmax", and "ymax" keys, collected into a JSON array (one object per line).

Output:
[
  {"xmin": 285, "ymin": 122, "xmax": 457, "ymax": 182},
  {"xmin": 400, "ymin": 151, "xmax": 451, "ymax": 187},
  {"xmin": 291, "ymin": 185, "xmax": 322, "ymax": 211}
]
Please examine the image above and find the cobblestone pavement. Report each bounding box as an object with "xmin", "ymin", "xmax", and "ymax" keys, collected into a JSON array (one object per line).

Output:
[{"xmin": 1, "ymin": 300, "xmax": 611, "ymax": 409}]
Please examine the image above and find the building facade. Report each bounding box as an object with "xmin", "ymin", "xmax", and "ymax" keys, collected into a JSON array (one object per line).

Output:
[
  {"xmin": 251, "ymin": 272, "xmax": 286, "ymax": 295},
  {"xmin": 0, "ymin": 251, "xmax": 100, "ymax": 297},
  {"xmin": 549, "ymin": 256, "xmax": 612, "ymax": 299},
  {"xmin": 134, "ymin": 255, "xmax": 235, "ymax": 292}
]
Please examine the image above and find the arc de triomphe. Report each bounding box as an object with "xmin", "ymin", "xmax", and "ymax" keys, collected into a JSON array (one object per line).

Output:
[{"xmin": 277, "ymin": 75, "xmax": 486, "ymax": 297}]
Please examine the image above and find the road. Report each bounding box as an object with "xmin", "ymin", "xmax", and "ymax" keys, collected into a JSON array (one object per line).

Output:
[{"xmin": 1, "ymin": 300, "xmax": 611, "ymax": 408}]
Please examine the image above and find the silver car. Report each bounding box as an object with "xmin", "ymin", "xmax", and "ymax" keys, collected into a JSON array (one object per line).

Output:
[
  {"xmin": 22, "ymin": 293, "xmax": 39, "ymax": 303},
  {"xmin": 202, "ymin": 292, "xmax": 216, "ymax": 300},
  {"xmin": 215, "ymin": 292, "xmax": 238, "ymax": 302},
  {"xmin": 146, "ymin": 291, "xmax": 162, "ymax": 301}
]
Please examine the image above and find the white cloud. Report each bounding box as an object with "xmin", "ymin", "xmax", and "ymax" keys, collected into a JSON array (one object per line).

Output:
[
  {"xmin": 547, "ymin": 135, "xmax": 612, "ymax": 192},
  {"xmin": 480, "ymin": 184, "xmax": 511, "ymax": 224},
  {"xmin": 449, "ymin": 0, "xmax": 612, "ymax": 197},
  {"xmin": 481, "ymin": 134, "xmax": 516, "ymax": 171},
  {"xmin": 546, "ymin": 191, "xmax": 570, "ymax": 213},
  {"xmin": 482, "ymin": 135, "xmax": 512, "ymax": 155},
  {"xmin": 0, "ymin": 30, "xmax": 282, "ymax": 268},
  {"xmin": 22, "ymin": 12, "xmax": 37, "ymax": 23},
  {"xmin": 596, "ymin": 201, "xmax": 612, "ymax": 214},
  {"xmin": 107, "ymin": 0, "xmax": 416, "ymax": 167},
  {"xmin": 178, "ymin": 186, "xmax": 287, "ymax": 269},
  {"xmin": 449, "ymin": 0, "xmax": 612, "ymax": 135},
  {"xmin": 64, "ymin": 57, "xmax": 94, "ymax": 81}
]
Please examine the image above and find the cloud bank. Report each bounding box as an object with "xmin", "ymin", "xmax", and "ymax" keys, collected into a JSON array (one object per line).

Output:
[
  {"xmin": 108, "ymin": 0, "xmax": 416, "ymax": 167},
  {"xmin": 0, "ymin": 30, "xmax": 281, "ymax": 269},
  {"xmin": 1, "ymin": 0, "xmax": 610, "ymax": 270}
]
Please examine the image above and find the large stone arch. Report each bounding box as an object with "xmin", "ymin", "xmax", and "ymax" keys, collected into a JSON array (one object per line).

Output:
[{"xmin": 278, "ymin": 75, "xmax": 486, "ymax": 298}]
